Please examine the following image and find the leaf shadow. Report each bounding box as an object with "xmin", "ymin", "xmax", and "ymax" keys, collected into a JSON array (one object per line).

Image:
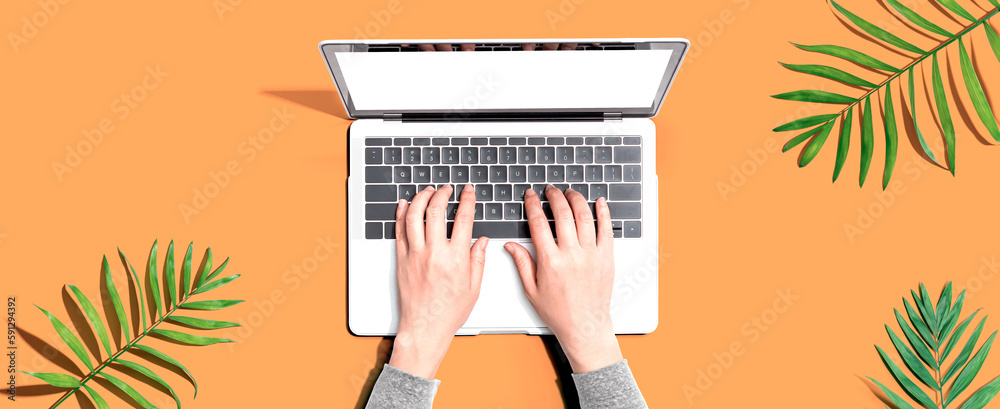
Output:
[
  {"xmin": 15, "ymin": 384, "xmax": 69, "ymax": 397},
  {"xmin": 944, "ymin": 51, "xmax": 992, "ymax": 145},
  {"xmin": 191, "ymin": 248, "xmax": 213, "ymax": 292},
  {"xmin": 74, "ymin": 388, "xmax": 97, "ymax": 409},
  {"xmin": 927, "ymin": 1, "xmax": 966, "ymax": 26},
  {"xmin": 970, "ymin": 36, "xmax": 999, "ymax": 144},
  {"xmin": 91, "ymin": 376, "xmax": 147, "ymax": 408},
  {"xmin": 145, "ymin": 245, "xmax": 161, "ymax": 324},
  {"xmin": 857, "ymin": 374, "xmax": 903, "ymax": 409},
  {"xmin": 829, "ymin": 4, "xmax": 913, "ymax": 60},
  {"xmin": 61, "ymin": 286, "xmax": 103, "ymax": 363},
  {"xmin": 109, "ymin": 362, "xmax": 174, "ymax": 400},
  {"xmin": 16, "ymin": 327, "xmax": 85, "ymax": 377},
  {"xmin": 875, "ymin": 0, "xmax": 945, "ymax": 43},
  {"xmin": 918, "ymin": 67, "xmax": 955, "ymax": 169},
  {"xmin": 259, "ymin": 89, "xmax": 349, "ymax": 119},
  {"xmin": 120, "ymin": 252, "xmax": 143, "ymax": 340},
  {"xmin": 898, "ymin": 73, "xmax": 947, "ymax": 169},
  {"xmin": 99, "ymin": 261, "xmax": 123, "ymax": 348},
  {"xmin": 128, "ymin": 348, "xmax": 196, "ymax": 392},
  {"xmin": 352, "ymin": 338, "xmax": 394, "ymax": 409}
]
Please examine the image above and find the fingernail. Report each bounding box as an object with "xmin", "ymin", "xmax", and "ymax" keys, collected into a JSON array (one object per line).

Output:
[
  {"xmin": 503, "ymin": 243, "xmax": 512, "ymax": 251},
  {"xmin": 566, "ymin": 187, "xmax": 575, "ymax": 193},
  {"xmin": 525, "ymin": 189, "xmax": 536, "ymax": 197},
  {"xmin": 546, "ymin": 184, "xmax": 555, "ymax": 191},
  {"xmin": 597, "ymin": 197, "xmax": 606, "ymax": 207},
  {"xmin": 424, "ymin": 186, "xmax": 435, "ymax": 191},
  {"xmin": 465, "ymin": 183, "xmax": 473, "ymax": 193}
]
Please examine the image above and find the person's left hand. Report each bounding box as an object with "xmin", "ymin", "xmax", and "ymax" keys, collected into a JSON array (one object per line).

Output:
[{"xmin": 389, "ymin": 184, "xmax": 489, "ymax": 378}]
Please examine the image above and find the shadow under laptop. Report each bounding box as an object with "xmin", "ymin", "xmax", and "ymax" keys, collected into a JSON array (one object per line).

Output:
[
  {"xmin": 259, "ymin": 89, "xmax": 350, "ymax": 119},
  {"xmin": 353, "ymin": 337, "xmax": 394, "ymax": 409}
]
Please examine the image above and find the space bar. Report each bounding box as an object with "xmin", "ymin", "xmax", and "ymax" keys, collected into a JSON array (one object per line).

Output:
[{"xmin": 448, "ymin": 222, "xmax": 531, "ymax": 238}]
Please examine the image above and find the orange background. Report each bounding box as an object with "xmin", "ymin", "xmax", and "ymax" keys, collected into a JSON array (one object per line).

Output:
[{"xmin": 4, "ymin": 0, "xmax": 1000, "ymax": 407}]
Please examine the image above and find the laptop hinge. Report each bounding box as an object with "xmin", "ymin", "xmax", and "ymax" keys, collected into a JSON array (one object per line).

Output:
[
  {"xmin": 603, "ymin": 112, "xmax": 623, "ymax": 121},
  {"xmin": 383, "ymin": 113, "xmax": 403, "ymax": 121}
]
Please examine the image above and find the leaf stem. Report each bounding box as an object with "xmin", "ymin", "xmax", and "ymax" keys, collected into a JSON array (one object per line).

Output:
[
  {"xmin": 49, "ymin": 288, "xmax": 199, "ymax": 408},
  {"xmin": 828, "ymin": 7, "xmax": 1000, "ymax": 120}
]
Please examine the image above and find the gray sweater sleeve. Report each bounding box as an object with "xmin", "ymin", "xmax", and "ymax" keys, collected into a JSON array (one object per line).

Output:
[
  {"xmin": 572, "ymin": 359, "xmax": 648, "ymax": 409},
  {"xmin": 365, "ymin": 364, "xmax": 440, "ymax": 409}
]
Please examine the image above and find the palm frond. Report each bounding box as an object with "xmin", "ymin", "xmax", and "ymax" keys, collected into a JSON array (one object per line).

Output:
[
  {"xmin": 22, "ymin": 240, "xmax": 242, "ymax": 408},
  {"xmin": 774, "ymin": 0, "xmax": 1000, "ymax": 187},
  {"xmin": 869, "ymin": 282, "xmax": 1000, "ymax": 408}
]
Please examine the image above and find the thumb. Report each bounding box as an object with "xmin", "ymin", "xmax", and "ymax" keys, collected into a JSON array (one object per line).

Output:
[
  {"xmin": 504, "ymin": 242, "xmax": 537, "ymax": 297},
  {"xmin": 470, "ymin": 237, "xmax": 489, "ymax": 287}
]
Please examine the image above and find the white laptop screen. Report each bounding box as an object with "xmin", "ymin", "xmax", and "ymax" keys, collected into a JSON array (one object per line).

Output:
[{"xmin": 320, "ymin": 40, "xmax": 688, "ymax": 118}]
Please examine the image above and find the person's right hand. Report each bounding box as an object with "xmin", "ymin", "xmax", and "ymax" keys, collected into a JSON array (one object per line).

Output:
[{"xmin": 504, "ymin": 185, "xmax": 624, "ymax": 373}]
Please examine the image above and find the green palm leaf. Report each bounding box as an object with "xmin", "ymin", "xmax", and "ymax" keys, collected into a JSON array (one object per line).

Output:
[
  {"xmin": 960, "ymin": 376, "xmax": 1000, "ymax": 409},
  {"xmin": 945, "ymin": 318, "xmax": 988, "ymax": 384},
  {"xmin": 931, "ymin": 52, "xmax": 956, "ymax": 175},
  {"xmin": 24, "ymin": 240, "xmax": 241, "ymax": 408},
  {"xmin": 780, "ymin": 62, "xmax": 877, "ymax": 87},
  {"xmin": 908, "ymin": 67, "xmax": 938, "ymax": 164},
  {"xmin": 870, "ymin": 377, "xmax": 918, "ymax": 409},
  {"xmin": 830, "ymin": 1, "xmax": 925, "ymax": 54},
  {"xmin": 205, "ymin": 257, "xmax": 230, "ymax": 283},
  {"xmin": 937, "ymin": 0, "xmax": 977, "ymax": 23},
  {"xmin": 894, "ymin": 310, "xmax": 939, "ymax": 372},
  {"xmin": 904, "ymin": 298, "xmax": 938, "ymax": 350},
  {"xmin": 791, "ymin": 43, "xmax": 898, "ymax": 72},
  {"xmin": 833, "ymin": 109, "xmax": 853, "ymax": 182},
  {"xmin": 876, "ymin": 345, "xmax": 940, "ymax": 408},
  {"xmin": 882, "ymin": 84, "xmax": 898, "ymax": 189},
  {"xmin": 958, "ymin": 39, "xmax": 1000, "ymax": 142},
  {"xmin": 799, "ymin": 120, "xmax": 837, "ymax": 167},
  {"xmin": 885, "ymin": 0, "xmax": 953, "ymax": 38},
  {"xmin": 885, "ymin": 324, "xmax": 939, "ymax": 389},
  {"xmin": 988, "ymin": 24, "xmax": 1000, "ymax": 62},
  {"xmin": 942, "ymin": 310, "xmax": 982, "ymax": 365},
  {"xmin": 195, "ymin": 248, "xmax": 214, "ymax": 288},
  {"xmin": 947, "ymin": 332, "xmax": 998, "ymax": 406},
  {"xmin": 860, "ymin": 96, "xmax": 874, "ymax": 187},
  {"xmin": 773, "ymin": 90, "xmax": 857, "ymax": 104},
  {"xmin": 774, "ymin": 114, "xmax": 840, "ymax": 132}
]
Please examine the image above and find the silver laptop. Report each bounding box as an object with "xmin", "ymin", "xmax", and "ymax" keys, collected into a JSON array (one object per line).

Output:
[{"xmin": 319, "ymin": 38, "xmax": 688, "ymax": 336}]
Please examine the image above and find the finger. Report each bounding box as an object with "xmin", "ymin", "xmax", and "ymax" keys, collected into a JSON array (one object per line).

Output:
[
  {"xmin": 460, "ymin": 43, "xmax": 475, "ymax": 51},
  {"xmin": 560, "ymin": 43, "xmax": 577, "ymax": 50},
  {"xmin": 395, "ymin": 199, "xmax": 409, "ymax": 255},
  {"xmin": 524, "ymin": 188, "xmax": 556, "ymax": 250},
  {"xmin": 435, "ymin": 44, "xmax": 453, "ymax": 51},
  {"xmin": 504, "ymin": 242, "xmax": 537, "ymax": 298},
  {"xmin": 565, "ymin": 188, "xmax": 596, "ymax": 247},
  {"xmin": 595, "ymin": 197, "xmax": 614, "ymax": 252},
  {"xmin": 417, "ymin": 44, "xmax": 436, "ymax": 52},
  {"xmin": 424, "ymin": 184, "xmax": 452, "ymax": 243},
  {"xmin": 545, "ymin": 185, "xmax": 578, "ymax": 247},
  {"xmin": 522, "ymin": 43, "xmax": 536, "ymax": 51},
  {"xmin": 406, "ymin": 186, "xmax": 435, "ymax": 248},
  {"xmin": 541, "ymin": 43, "xmax": 559, "ymax": 51},
  {"xmin": 451, "ymin": 184, "xmax": 476, "ymax": 243},
  {"xmin": 470, "ymin": 237, "xmax": 489, "ymax": 289}
]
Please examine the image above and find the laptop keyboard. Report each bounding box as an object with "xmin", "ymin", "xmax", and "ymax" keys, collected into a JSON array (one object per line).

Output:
[{"xmin": 363, "ymin": 136, "xmax": 643, "ymax": 239}]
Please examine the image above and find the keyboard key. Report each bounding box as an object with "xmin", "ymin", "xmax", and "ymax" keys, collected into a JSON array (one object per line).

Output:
[
  {"xmin": 490, "ymin": 166, "xmax": 508, "ymax": 182},
  {"xmin": 613, "ymin": 221, "xmax": 623, "ymax": 238},
  {"xmin": 624, "ymin": 221, "xmax": 641, "ymax": 238},
  {"xmin": 605, "ymin": 136, "xmax": 622, "ymax": 145},
  {"xmin": 624, "ymin": 165, "xmax": 641, "ymax": 182},
  {"xmin": 432, "ymin": 166, "xmax": 449, "ymax": 183},
  {"xmin": 394, "ymin": 138, "xmax": 411, "ymax": 146},
  {"xmin": 403, "ymin": 147, "xmax": 421, "ymax": 164},
  {"xmin": 505, "ymin": 203, "xmax": 523, "ymax": 220},
  {"xmin": 432, "ymin": 138, "xmax": 449, "ymax": 146},
  {"xmin": 518, "ymin": 147, "xmax": 536, "ymax": 164},
  {"xmin": 474, "ymin": 203, "xmax": 484, "ymax": 220},
  {"xmin": 384, "ymin": 148, "xmax": 402, "ymax": 164},
  {"xmin": 365, "ymin": 148, "xmax": 382, "ymax": 164},
  {"xmin": 398, "ymin": 185, "xmax": 417, "ymax": 201},
  {"xmin": 614, "ymin": 146, "xmax": 641, "ymax": 163},
  {"xmin": 451, "ymin": 137, "xmax": 468, "ymax": 145},
  {"xmin": 566, "ymin": 165, "xmax": 584, "ymax": 182},
  {"xmin": 624, "ymin": 136, "xmax": 641, "ymax": 145},
  {"xmin": 570, "ymin": 184, "xmax": 588, "ymax": 198},
  {"xmin": 489, "ymin": 137, "xmax": 506, "ymax": 145},
  {"xmin": 461, "ymin": 147, "xmax": 479, "ymax": 164},
  {"xmin": 365, "ymin": 204, "xmax": 397, "ymax": 220},
  {"xmin": 494, "ymin": 184, "xmax": 513, "ymax": 201},
  {"xmin": 394, "ymin": 166, "xmax": 412, "ymax": 183},
  {"xmin": 365, "ymin": 166, "xmax": 392, "ymax": 183},
  {"xmin": 451, "ymin": 166, "xmax": 469, "ymax": 183},
  {"xmin": 528, "ymin": 137, "xmax": 546, "ymax": 145},
  {"xmin": 610, "ymin": 183, "xmax": 641, "ymax": 200},
  {"xmin": 509, "ymin": 166, "xmax": 527, "ymax": 182},
  {"xmin": 553, "ymin": 184, "xmax": 569, "ymax": 192},
  {"xmin": 481, "ymin": 147, "xmax": 498, "ymax": 164},
  {"xmin": 499, "ymin": 147, "xmax": 517, "ymax": 164},
  {"xmin": 605, "ymin": 165, "xmax": 622, "ymax": 182},
  {"xmin": 541, "ymin": 202, "xmax": 554, "ymax": 219},
  {"xmin": 413, "ymin": 166, "xmax": 431, "ymax": 183},
  {"xmin": 366, "ymin": 185, "xmax": 396, "ymax": 202},
  {"xmin": 366, "ymin": 138, "xmax": 391, "ymax": 146},
  {"xmin": 466, "ymin": 222, "xmax": 530, "ymax": 238},
  {"xmin": 556, "ymin": 147, "xmax": 574, "ymax": 164},
  {"xmin": 446, "ymin": 203, "xmax": 459, "ymax": 220},
  {"xmin": 423, "ymin": 147, "xmax": 440, "ymax": 164},
  {"xmin": 528, "ymin": 166, "xmax": 546, "ymax": 182},
  {"xmin": 576, "ymin": 147, "xmax": 594, "ymax": 164},
  {"xmin": 585, "ymin": 165, "xmax": 603, "ymax": 182},
  {"xmin": 471, "ymin": 166, "xmax": 488, "ymax": 182},
  {"xmin": 530, "ymin": 184, "xmax": 547, "ymax": 199},
  {"xmin": 413, "ymin": 138, "xmax": 431, "ymax": 146},
  {"xmin": 514, "ymin": 184, "xmax": 530, "ymax": 200},
  {"xmin": 509, "ymin": 137, "xmax": 527, "ymax": 145},
  {"xmin": 485, "ymin": 203, "xmax": 503, "ymax": 220},
  {"xmin": 547, "ymin": 165, "xmax": 565, "ymax": 182},
  {"xmin": 590, "ymin": 184, "xmax": 608, "ymax": 200},
  {"xmin": 595, "ymin": 147, "xmax": 613, "ymax": 163},
  {"xmin": 548, "ymin": 137, "xmax": 564, "ymax": 145},
  {"xmin": 566, "ymin": 137, "xmax": 584, "ymax": 145},
  {"xmin": 538, "ymin": 147, "xmax": 555, "ymax": 164},
  {"xmin": 437, "ymin": 184, "xmax": 456, "ymax": 200},
  {"xmin": 442, "ymin": 147, "xmax": 459, "ymax": 164},
  {"xmin": 585, "ymin": 137, "xmax": 602, "ymax": 145},
  {"xmin": 385, "ymin": 222, "xmax": 395, "ymax": 239},
  {"xmin": 608, "ymin": 202, "xmax": 641, "ymax": 219},
  {"xmin": 471, "ymin": 138, "xmax": 489, "ymax": 145},
  {"xmin": 366, "ymin": 222, "xmax": 383, "ymax": 239},
  {"xmin": 476, "ymin": 185, "xmax": 493, "ymax": 201}
]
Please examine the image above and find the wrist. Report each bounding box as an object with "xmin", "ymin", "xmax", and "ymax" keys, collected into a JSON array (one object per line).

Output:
[
  {"xmin": 389, "ymin": 330, "xmax": 454, "ymax": 379},
  {"xmin": 558, "ymin": 330, "xmax": 623, "ymax": 374}
]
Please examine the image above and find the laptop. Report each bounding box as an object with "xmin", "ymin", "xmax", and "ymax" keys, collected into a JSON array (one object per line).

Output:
[{"xmin": 319, "ymin": 38, "xmax": 688, "ymax": 336}]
